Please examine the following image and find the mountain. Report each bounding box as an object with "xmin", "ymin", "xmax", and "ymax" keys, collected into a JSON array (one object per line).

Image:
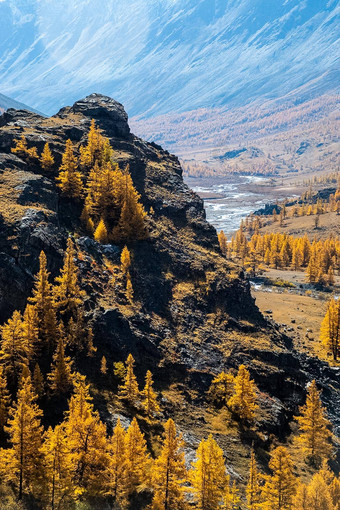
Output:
[
  {"xmin": 0, "ymin": 1, "xmax": 339, "ymax": 117},
  {"xmin": 0, "ymin": 93, "xmax": 39, "ymax": 114}
]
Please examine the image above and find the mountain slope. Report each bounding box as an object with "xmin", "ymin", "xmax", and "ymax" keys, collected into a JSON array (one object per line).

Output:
[
  {"xmin": 0, "ymin": 1, "xmax": 339, "ymax": 116},
  {"xmin": 0, "ymin": 93, "xmax": 39, "ymax": 114}
]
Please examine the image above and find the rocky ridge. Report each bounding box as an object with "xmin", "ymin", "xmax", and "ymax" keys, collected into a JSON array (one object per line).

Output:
[{"xmin": 0, "ymin": 94, "xmax": 338, "ymax": 470}]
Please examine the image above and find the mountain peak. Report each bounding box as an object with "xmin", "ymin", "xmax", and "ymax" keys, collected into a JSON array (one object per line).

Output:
[{"xmin": 57, "ymin": 93, "xmax": 130, "ymax": 139}]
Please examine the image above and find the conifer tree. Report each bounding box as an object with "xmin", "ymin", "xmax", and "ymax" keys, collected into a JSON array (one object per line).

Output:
[
  {"xmin": 292, "ymin": 482, "xmax": 310, "ymax": 510},
  {"xmin": 57, "ymin": 139, "xmax": 83, "ymax": 199},
  {"xmin": 80, "ymin": 205, "xmax": 94, "ymax": 234},
  {"xmin": 307, "ymin": 471, "xmax": 335, "ymax": 510},
  {"xmin": 151, "ymin": 418, "xmax": 187, "ymax": 510},
  {"xmin": 22, "ymin": 304, "xmax": 39, "ymax": 359},
  {"xmin": 190, "ymin": 434, "xmax": 226, "ymax": 510},
  {"xmin": 94, "ymin": 218, "xmax": 108, "ymax": 243},
  {"xmin": 33, "ymin": 363, "xmax": 44, "ymax": 398},
  {"xmin": 53, "ymin": 238, "xmax": 86, "ymax": 318},
  {"xmin": 121, "ymin": 245, "xmax": 131, "ymax": 274},
  {"xmin": 208, "ymin": 371, "xmax": 235, "ymax": 407},
  {"xmin": 0, "ymin": 310, "xmax": 30, "ymax": 386},
  {"xmin": 124, "ymin": 417, "xmax": 150, "ymax": 497},
  {"xmin": 142, "ymin": 370, "xmax": 160, "ymax": 417},
  {"xmin": 29, "ymin": 251, "xmax": 58, "ymax": 355},
  {"xmin": 126, "ymin": 274, "xmax": 134, "ymax": 303},
  {"xmin": 100, "ymin": 356, "xmax": 107, "ymax": 375},
  {"xmin": 320, "ymin": 297, "xmax": 340, "ymax": 361},
  {"xmin": 64, "ymin": 374, "xmax": 109, "ymax": 498},
  {"xmin": 262, "ymin": 446, "xmax": 296, "ymax": 510},
  {"xmin": 218, "ymin": 230, "xmax": 228, "ymax": 256},
  {"xmin": 1, "ymin": 374, "xmax": 44, "ymax": 500},
  {"xmin": 40, "ymin": 142, "xmax": 54, "ymax": 171},
  {"xmin": 107, "ymin": 418, "xmax": 127, "ymax": 505},
  {"xmin": 221, "ymin": 477, "xmax": 241, "ymax": 510},
  {"xmin": 295, "ymin": 380, "xmax": 332, "ymax": 466},
  {"xmin": 118, "ymin": 353, "xmax": 139, "ymax": 405},
  {"xmin": 247, "ymin": 449, "xmax": 262, "ymax": 510},
  {"xmin": 0, "ymin": 365, "xmax": 10, "ymax": 432},
  {"xmin": 48, "ymin": 336, "xmax": 74, "ymax": 395},
  {"xmin": 228, "ymin": 365, "xmax": 258, "ymax": 422},
  {"xmin": 11, "ymin": 135, "xmax": 28, "ymax": 157},
  {"xmin": 41, "ymin": 424, "xmax": 74, "ymax": 509}
]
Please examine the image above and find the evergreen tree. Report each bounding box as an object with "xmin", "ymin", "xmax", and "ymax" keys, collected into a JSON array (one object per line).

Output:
[
  {"xmin": 121, "ymin": 245, "xmax": 131, "ymax": 274},
  {"xmin": 151, "ymin": 418, "xmax": 187, "ymax": 510},
  {"xmin": 218, "ymin": 230, "xmax": 228, "ymax": 256},
  {"xmin": 208, "ymin": 371, "xmax": 235, "ymax": 407},
  {"xmin": 11, "ymin": 135, "xmax": 28, "ymax": 157},
  {"xmin": 100, "ymin": 356, "xmax": 107, "ymax": 375},
  {"xmin": 124, "ymin": 417, "xmax": 150, "ymax": 497},
  {"xmin": 57, "ymin": 139, "xmax": 83, "ymax": 199},
  {"xmin": 246, "ymin": 449, "xmax": 262, "ymax": 510},
  {"xmin": 118, "ymin": 353, "xmax": 139, "ymax": 405},
  {"xmin": 0, "ymin": 310, "xmax": 30, "ymax": 386},
  {"xmin": 292, "ymin": 482, "xmax": 310, "ymax": 510},
  {"xmin": 126, "ymin": 274, "xmax": 134, "ymax": 303},
  {"xmin": 221, "ymin": 477, "xmax": 241, "ymax": 510},
  {"xmin": 142, "ymin": 370, "xmax": 160, "ymax": 417},
  {"xmin": 295, "ymin": 380, "xmax": 333, "ymax": 466},
  {"xmin": 48, "ymin": 336, "xmax": 74, "ymax": 395},
  {"xmin": 0, "ymin": 375, "xmax": 44, "ymax": 500},
  {"xmin": 64, "ymin": 374, "xmax": 109, "ymax": 499},
  {"xmin": 228, "ymin": 365, "xmax": 258, "ymax": 422},
  {"xmin": 307, "ymin": 471, "xmax": 335, "ymax": 510},
  {"xmin": 320, "ymin": 297, "xmax": 340, "ymax": 361},
  {"xmin": 40, "ymin": 142, "xmax": 55, "ymax": 171},
  {"xmin": 22, "ymin": 304, "xmax": 39, "ymax": 359},
  {"xmin": 190, "ymin": 434, "xmax": 226, "ymax": 510},
  {"xmin": 262, "ymin": 446, "xmax": 296, "ymax": 510},
  {"xmin": 33, "ymin": 363, "xmax": 44, "ymax": 398},
  {"xmin": 41, "ymin": 424, "xmax": 74, "ymax": 509},
  {"xmin": 107, "ymin": 418, "xmax": 127, "ymax": 505}
]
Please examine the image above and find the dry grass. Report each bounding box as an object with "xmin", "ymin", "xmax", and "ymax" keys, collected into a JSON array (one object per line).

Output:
[{"xmin": 260, "ymin": 211, "xmax": 340, "ymax": 240}]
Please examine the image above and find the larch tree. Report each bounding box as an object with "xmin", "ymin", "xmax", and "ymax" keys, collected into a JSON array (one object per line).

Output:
[
  {"xmin": 41, "ymin": 424, "xmax": 74, "ymax": 510},
  {"xmin": 1, "ymin": 374, "xmax": 45, "ymax": 500},
  {"xmin": 33, "ymin": 363, "xmax": 44, "ymax": 398},
  {"xmin": 40, "ymin": 142, "xmax": 54, "ymax": 172},
  {"xmin": 190, "ymin": 434, "xmax": 226, "ymax": 510},
  {"xmin": 29, "ymin": 251, "xmax": 58, "ymax": 356},
  {"xmin": 0, "ymin": 310, "xmax": 30, "ymax": 387},
  {"xmin": 228, "ymin": 365, "xmax": 258, "ymax": 422},
  {"xmin": 141, "ymin": 370, "xmax": 160, "ymax": 417},
  {"xmin": 22, "ymin": 304, "xmax": 39, "ymax": 359},
  {"xmin": 100, "ymin": 356, "xmax": 107, "ymax": 375},
  {"xmin": 320, "ymin": 297, "xmax": 340, "ymax": 361},
  {"xmin": 107, "ymin": 418, "xmax": 127, "ymax": 506},
  {"xmin": 151, "ymin": 418, "xmax": 187, "ymax": 510},
  {"xmin": 56, "ymin": 139, "xmax": 83, "ymax": 199},
  {"xmin": 11, "ymin": 135, "xmax": 28, "ymax": 157},
  {"xmin": 0, "ymin": 365, "xmax": 10, "ymax": 432},
  {"xmin": 94, "ymin": 218, "xmax": 109, "ymax": 243},
  {"xmin": 262, "ymin": 446, "xmax": 296, "ymax": 510},
  {"xmin": 292, "ymin": 482, "xmax": 310, "ymax": 510},
  {"xmin": 246, "ymin": 449, "xmax": 262, "ymax": 510},
  {"xmin": 307, "ymin": 471, "xmax": 335, "ymax": 510},
  {"xmin": 295, "ymin": 380, "xmax": 333, "ymax": 466},
  {"xmin": 64, "ymin": 374, "xmax": 109, "ymax": 499},
  {"xmin": 124, "ymin": 417, "xmax": 150, "ymax": 497},
  {"xmin": 208, "ymin": 371, "xmax": 235, "ymax": 407},
  {"xmin": 218, "ymin": 230, "xmax": 228, "ymax": 256},
  {"xmin": 118, "ymin": 353, "xmax": 139, "ymax": 405},
  {"xmin": 221, "ymin": 477, "xmax": 241, "ymax": 510},
  {"xmin": 121, "ymin": 245, "xmax": 131, "ymax": 274},
  {"xmin": 47, "ymin": 336, "xmax": 74, "ymax": 395}
]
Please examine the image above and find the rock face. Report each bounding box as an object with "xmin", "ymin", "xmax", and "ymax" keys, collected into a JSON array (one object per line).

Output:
[{"xmin": 0, "ymin": 94, "xmax": 339, "ymax": 450}]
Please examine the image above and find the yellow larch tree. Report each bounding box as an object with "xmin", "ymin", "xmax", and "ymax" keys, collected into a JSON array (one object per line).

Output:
[
  {"xmin": 107, "ymin": 418, "xmax": 127, "ymax": 506},
  {"xmin": 79, "ymin": 119, "xmax": 112, "ymax": 170},
  {"xmin": 0, "ymin": 365, "xmax": 10, "ymax": 432},
  {"xmin": 118, "ymin": 353, "xmax": 140, "ymax": 405},
  {"xmin": 221, "ymin": 477, "xmax": 241, "ymax": 510},
  {"xmin": 142, "ymin": 370, "xmax": 160, "ymax": 417},
  {"xmin": 190, "ymin": 434, "xmax": 226, "ymax": 510},
  {"xmin": 208, "ymin": 371, "xmax": 235, "ymax": 407},
  {"xmin": 47, "ymin": 336, "xmax": 74, "ymax": 395},
  {"xmin": 0, "ymin": 374, "xmax": 45, "ymax": 501},
  {"xmin": 29, "ymin": 251, "xmax": 58, "ymax": 355},
  {"xmin": 0, "ymin": 310, "xmax": 30, "ymax": 386},
  {"xmin": 63, "ymin": 373, "xmax": 109, "ymax": 499},
  {"xmin": 320, "ymin": 297, "xmax": 340, "ymax": 361},
  {"xmin": 246, "ymin": 449, "xmax": 262, "ymax": 510},
  {"xmin": 56, "ymin": 139, "xmax": 83, "ymax": 199},
  {"xmin": 124, "ymin": 417, "xmax": 150, "ymax": 497},
  {"xmin": 94, "ymin": 218, "xmax": 109, "ymax": 243},
  {"xmin": 11, "ymin": 134, "xmax": 28, "ymax": 157},
  {"xmin": 262, "ymin": 446, "xmax": 296, "ymax": 510},
  {"xmin": 151, "ymin": 418, "xmax": 187, "ymax": 510},
  {"xmin": 228, "ymin": 365, "xmax": 258, "ymax": 422},
  {"xmin": 121, "ymin": 245, "xmax": 131, "ymax": 274},
  {"xmin": 22, "ymin": 303, "xmax": 39, "ymax": 359},
  {"xmin": 40, "ymin": 142, "xmax": 54, "ymax": 171},
  {"xmin": 41, "ymin": 424, "xmax": 75, "ymax": 509},
  {"xmin": 100, "ymin": 356, "xmax": 107, "ymax": 375},
  {"xmin": 295, "ymin": 380, "xmax": 333, "ymax": 466},
  {"xmin": 126, "ymin": 274, "xmax": 134, "ymax": 303},
  {"xmin": 32, "ymin": 363, "xmax": 44, "ymax": 398},
  {"xmin": 307, "ymin": 470, "xmax": 335, "ymax": 510},
  {"xmin": 80, "ymin": 204, "xmax": 95, "ymax": 234},
  {"xmin": 292, "ymin": 482, "xmax": 310, "ymax": 510},
  {"xmin": 218, "ymin": 230, "xmax": 228, "ymax": 256}
]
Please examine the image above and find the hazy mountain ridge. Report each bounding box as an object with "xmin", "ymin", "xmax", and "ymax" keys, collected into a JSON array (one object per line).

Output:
[{"xmin": 0, "ymin": 0, "xmax": 339, "ymax": 116}]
